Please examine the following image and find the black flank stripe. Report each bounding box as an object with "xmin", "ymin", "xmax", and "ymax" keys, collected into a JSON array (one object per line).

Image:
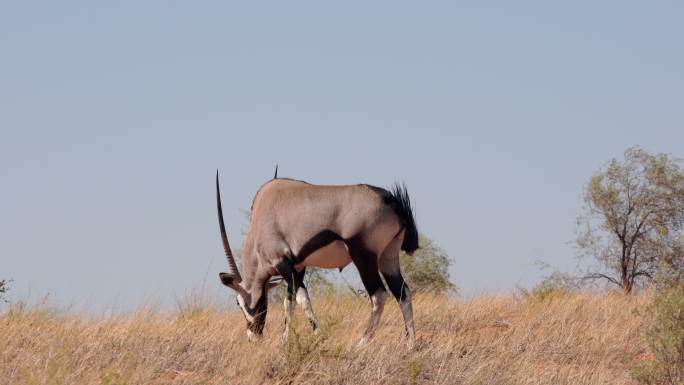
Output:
[{"xmin": 295, "ymin": 230, "xmax": 343, "ymax": 262}]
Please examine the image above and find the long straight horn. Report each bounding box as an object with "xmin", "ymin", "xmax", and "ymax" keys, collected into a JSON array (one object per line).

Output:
[{"xmin": 216, "ymin": 171, "xmax": 242, "ymax": 281}]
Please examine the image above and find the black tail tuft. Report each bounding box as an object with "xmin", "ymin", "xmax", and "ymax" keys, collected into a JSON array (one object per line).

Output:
[{"xmin": 389, "ymin": 182, "xmax": 419, "ymax": 254}]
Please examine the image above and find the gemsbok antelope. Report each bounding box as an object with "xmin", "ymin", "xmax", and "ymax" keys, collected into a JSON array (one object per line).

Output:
[{"xmin": 216, "ymin": 171, "xmax": 419, "ymax": 347}]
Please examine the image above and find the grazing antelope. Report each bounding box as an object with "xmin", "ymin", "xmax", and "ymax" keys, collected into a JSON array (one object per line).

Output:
[{"xmin": 216, "ymin": 171, "xmax": 419, "ymax": 347}]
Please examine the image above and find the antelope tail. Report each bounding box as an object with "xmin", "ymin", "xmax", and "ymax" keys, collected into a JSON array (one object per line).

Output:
[{"xmin": 389, "ymin": 182, "xmax": 419, "ymax": 254}]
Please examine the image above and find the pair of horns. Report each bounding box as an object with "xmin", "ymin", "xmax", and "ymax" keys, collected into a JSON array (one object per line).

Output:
[{"xmin": 216, "ymin": 171, "xmax": 242, "ymax": 281}]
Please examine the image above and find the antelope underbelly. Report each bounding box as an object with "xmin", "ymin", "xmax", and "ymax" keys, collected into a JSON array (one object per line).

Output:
[{"xmin": 295, "ymin": 240, "xmax": 352, "ymax": 271}]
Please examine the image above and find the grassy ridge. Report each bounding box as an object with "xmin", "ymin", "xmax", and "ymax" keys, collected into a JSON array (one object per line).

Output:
[{"xmin": 0, "ymin": 292, "xmax": 649, "ymax": 385}]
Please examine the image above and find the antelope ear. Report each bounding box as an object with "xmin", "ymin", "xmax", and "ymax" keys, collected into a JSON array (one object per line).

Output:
[{"xmin": 219, "ymin": 272, "xmax": 241, "ymax": 291}]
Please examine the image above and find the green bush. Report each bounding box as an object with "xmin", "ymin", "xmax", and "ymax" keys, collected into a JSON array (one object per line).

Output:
[
  {"xmin": 400, "ymin": 234, "xmax": 455, "ymax": 295},
  {"xmin": 519, "ymin": 263, "xmax": 582, "ymax": 301},
  {"xmin": 632, "ymin": 284, "xmax": 684, "ymax": 385}
]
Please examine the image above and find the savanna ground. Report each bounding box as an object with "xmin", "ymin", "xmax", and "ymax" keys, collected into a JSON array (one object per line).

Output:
[{"xmin": 1, "ymin": 291, "xmax": 651, "ymax": 385}]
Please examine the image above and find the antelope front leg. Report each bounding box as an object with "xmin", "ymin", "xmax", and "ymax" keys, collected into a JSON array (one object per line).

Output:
[
  {"xmin": 282, "ymin": 293, "xmax": 294, "ymax": 341},
  {"xmin": 295, "ymin": 286, "xmax": 319, "ymax": 332},
  {"xmin": 276, "ymin": 262, "xmax": 319, "ymax": 334}
]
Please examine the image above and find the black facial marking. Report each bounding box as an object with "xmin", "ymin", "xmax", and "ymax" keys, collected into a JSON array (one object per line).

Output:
[{"xmin": 240, "ymin": 291, "xmax": 268, "ymax": 334}]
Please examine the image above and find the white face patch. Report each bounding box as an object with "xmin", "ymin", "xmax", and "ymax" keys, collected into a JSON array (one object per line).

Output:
[{"xmin": 236, "ymin": 294, "xmax": 255, "ymax": 323}]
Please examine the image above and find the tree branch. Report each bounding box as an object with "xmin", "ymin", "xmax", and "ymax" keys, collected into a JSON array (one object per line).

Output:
[
  {"xmin": 629, "ymin": 211, "xmax": 652, "ymax": 246},
  {"xmin": 632, "ymin": 270, "xmax": 653, "ymax": 279},
  {"xmin": 583, "ymin": 272, "xmax": 621, "ymax": 286}
]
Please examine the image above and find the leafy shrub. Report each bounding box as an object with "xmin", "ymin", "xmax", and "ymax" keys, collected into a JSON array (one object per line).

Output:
[
  {"xmin": 519, "ymin": 263, "xmax": 582, "ymax": 301},
  {"xmin": 632, "ymin": 284, "xmax": 684, "ymax": 385},
  {"xmin": 400, "ymin": 235, "xmax": 455, "ymax": 295}
]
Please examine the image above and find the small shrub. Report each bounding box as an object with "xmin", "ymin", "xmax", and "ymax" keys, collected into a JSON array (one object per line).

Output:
[
  {"xmin": 400, "ymin": 235, "xmax": 456, "ymax": 295},
  {"xmin": 632, "ymin": 284, "xmax": 684, "ymax": 385},
  {"xmin": 519, "ymin": 285, "xmax": 568, "ymax": 302},
  {"xmin": 519, "ymin": 263, "xmax": 581, "ymax": 301},
  {"xmin": 0, "ymin": 279, "xmax": 10, "ymax": 303},
  {"xmin": 407, "ymin": 356, "xmax": 426, "ymax": 385},
  {"xmin": 275, "ymin": 314, "xmax": 329, "ymax": 379}
]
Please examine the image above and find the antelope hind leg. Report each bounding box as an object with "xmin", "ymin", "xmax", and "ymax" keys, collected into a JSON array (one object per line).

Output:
[
  {"xmin": 382, "ymin": 271, "xmax": 415, "ymax": 349},
  {"xmin": 349, "ymin": 247, "xmax": 388, "ymax": 345},
  {"xmin": 379, "ymin": 232, "xmax": 415, "ymax": 349}
]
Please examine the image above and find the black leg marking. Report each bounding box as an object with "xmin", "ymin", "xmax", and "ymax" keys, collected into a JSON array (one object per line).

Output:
[
  {"xmin": 355, "ymin": 263, "xmax": 385, "ymax": 296},
  {"xmin": 347, "ymin": 237, "xmax": 391, "ymax": 343},
  {"xmin": 382, "ymin": 271, "xmax": 409, "ymax": 302},
  {"xmin": 381, "ymin": 270, "xmax": 414, "ymax": 339},
  {"xmin": 275, "ymin": 259, "xmax": 303, "ymax": 296},
  {"xmin": 296, "ymin": 268, "xmax": 306, "ymax": 286},
  {"xmin": 346, "ymin": 237, "xmax": 386, "ymax": 298},
  {"xmin": 276, "ymin": 261, "xmax": 318, "ymax": 332}
]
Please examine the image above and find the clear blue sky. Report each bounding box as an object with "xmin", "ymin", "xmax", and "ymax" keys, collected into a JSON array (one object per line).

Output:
[{"xmin": 1, "ymin": 1, "xmax": 682, "ymax": 307}]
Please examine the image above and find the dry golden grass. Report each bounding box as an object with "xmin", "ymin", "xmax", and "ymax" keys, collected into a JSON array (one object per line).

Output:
[{"xmin": 1, "ymin": 291, "xmax": 650, "ymax": 385}]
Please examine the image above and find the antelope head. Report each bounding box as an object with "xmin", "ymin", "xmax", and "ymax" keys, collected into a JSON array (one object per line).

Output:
[{"xmin": 216, "ymin": 172, "xmax": 267, "ymax": 340}]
